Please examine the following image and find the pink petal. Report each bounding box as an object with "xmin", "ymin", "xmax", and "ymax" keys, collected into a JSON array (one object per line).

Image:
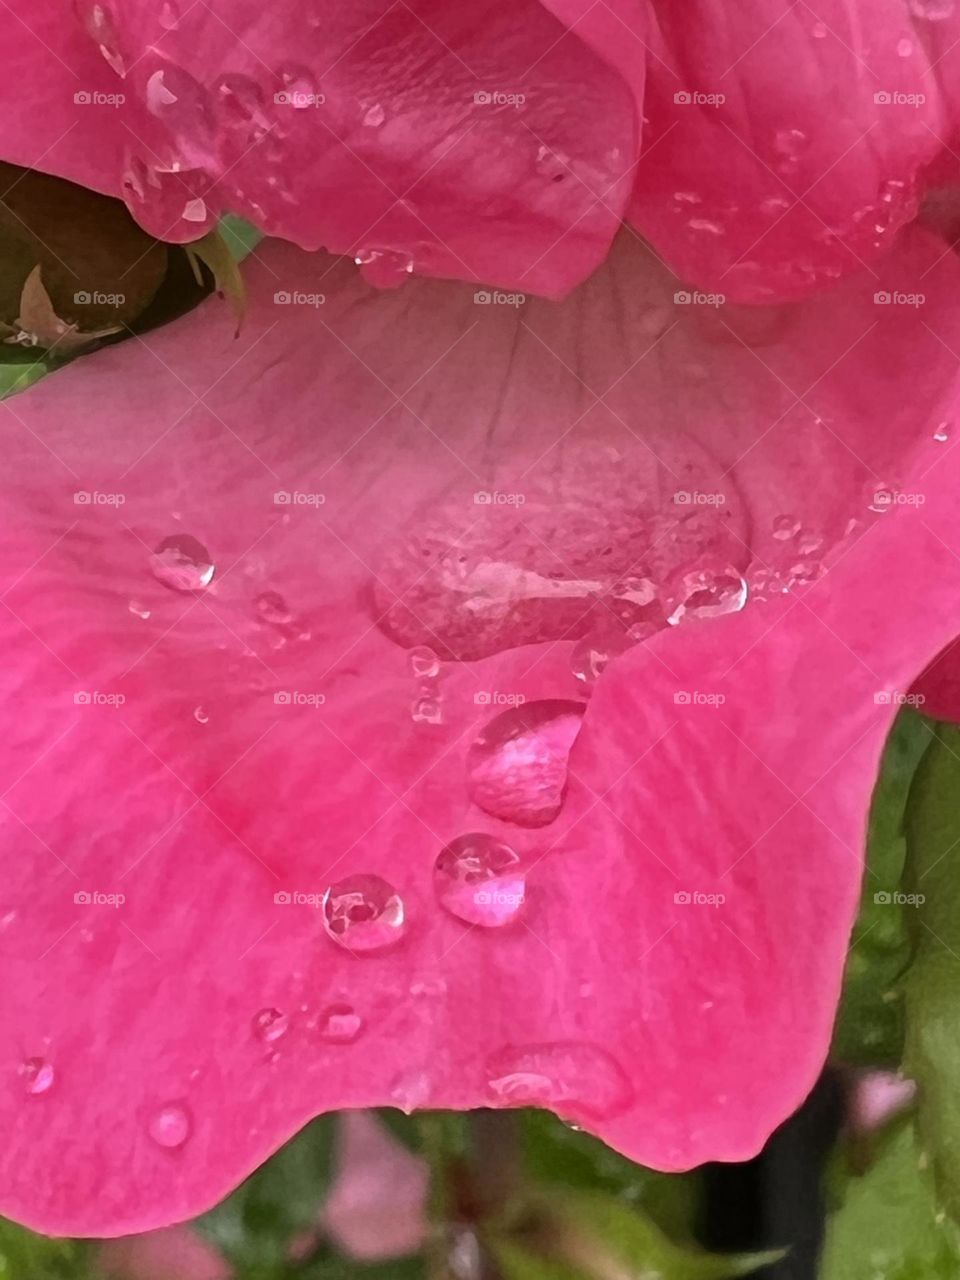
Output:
[
  {"xmin": 1, "ymin": 225, "xmax": 959, "ymax": 1234},
  {"xmin": 97, "ymin": 1225, "xmax": 231, "ymax": 1280},
  {"xmin": 0, "ymin": 0, "xmax": 637, "ymax": 296},
  {"xmin": 320, "ymin": 1113, "xmax": 427, "ymax": 1259},
  {"xmin": 628, "ymin": 0, "xmax": 953, "ymax": 302}
]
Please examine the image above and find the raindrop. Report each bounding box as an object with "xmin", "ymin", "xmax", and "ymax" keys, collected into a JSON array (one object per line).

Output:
[
  {"xmin": 772, "ymin": 515, "xmax": 800, "ymax": 541},
  {"xmin": 150, "ymin": 534, "xmax": 215, "ymax": 592},
  {"xmin": 935, "ymin": 421, "xmax": 952, "ymax": 442},
  {"xmin": 687, "ymin": 217, "xmax": 725, "ymax": 236},
  {"xmin": 363, "ymin": 103, "xmax": 386, "ymax": 127},
  {"xmin": 411, "ymin": 693, "xmax": 443, "ymax": 725},
  {"xmin": 128, "ymin": 599, "xmax": 151, "ymax": 620},
  {"xmin": 75, "ymin": 0, "xmax": 127, "ymax": 76},
  {"xmin": 355, "ymin": 247, "xmax": 414, "ymax": 289},
  {"xmin": 409, "ymin": 645, "xmax": 440, "ymax": 680},
  {"xmin": 158, "ymin": 0, "xmax": 180, "ymax": 29},
  {"xmin": 255, "ymin": 590, "xmax": 293, "ymax": 626},
  {"xmin": 787, "ymin": 559, "xmax": 824, "ymax": 584},
  {"xmin": 144, "ymin": 64, "xmax": 211, "ymax": 138},
  {"xmin": 215, "ymin": 73, "xmax": 269, "ymax": 137},
  {"xmin": 21, "ymin": 1057, "xmax": 55, "ymax": 1096},
  {"xmin": 252, "ymin": 1007, "xmax": 289, "ymax": 1043},
  {"xmin": 811, "ymin": 19, "xmax": 828, "ymax": 36},
  {"xmin": 182, "ymin": 197, "xmax": 208, "ymax": 222},
  {"xmin": 664, "ymin": 564, "xmax": 748, "ymax": 625},
  {"xmin": 571, "ymin": 633, "xmax": 632, "ymax": 687},
  {"xmin": 896, "ymin": 35, "xmax": 914, "ymax": 56},
  {"xmin": 276, "ymin": 63, "xmax": 319, "ymax": 109},
  {"xmin": 148, "ymin": 1101, "xmax": 192, "ymax": 1148},
  {"xmin": 317, "ymin": 1002, "xmax": 364, "ymax": 1044},
  {"xmin": 321, "ymin": 874, "xmax": 405, "ymax": 953},
  {"xmin": 796, "ymin": 531, "xmax": 824, "ymax": 555},
  {"xmin": 433, "ymin": 833, "xmax": 525, "ymax": 927},
  {"xmin": 466, "ymin": 699, "xmax": 585, "ymax": 827},
  {"xmin": 774, "ymin": 128, "xmax": 809, "ymax": 159},
  {"xmin": 485, "ymin": 1042, "xmax": 633, "ymax": 1119},
  {"xmin": 909, "ymin": 0, "xmax": 954, "ymax": 18},
  {"xmin": 193, "ymin": 705, "xmax": 209, "ymax": 724}
]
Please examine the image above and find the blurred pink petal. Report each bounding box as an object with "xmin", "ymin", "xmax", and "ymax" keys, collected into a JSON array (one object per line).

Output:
[
  {"xmin": 98, "ymin": 1225, "xmax": 230, "ymax": 1280},
  {"xmin": 848, "ymin": 1070, "xmax": 917, "ymax": 1135},
  {"xmin": 0, "ymin": 224, "xmax": 959, "ymax": 1234}
]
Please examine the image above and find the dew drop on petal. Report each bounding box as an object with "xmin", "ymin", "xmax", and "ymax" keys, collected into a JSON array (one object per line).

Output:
[
  {"xmin": 909, "ymin": 0, "xmax": 954, "ymax": 18},
  {"xmin": 935, "ymin": 421, "xmax": 952, "ymax": 442},
  {"xmin": 148, "ymin": 1101, "xmax": 192, "ymax": 1148},
  {"xmin": 74, "ymin": 0, "xmax": 127, "ymax": 75},
  {"xmin": 355, "ymin": 247, "xmax": 414, "ymax": 289},
  {"xmin": 150, "ymin": 534, "xmax": 215, "ymax": 592},
  {"xmin": 411, "ymin": 693, "xmax": 443, "ymax": 724},
  {"xmin": 363, "ymin": 103, "xmax": 386, "ymax": 127},
  {"xmin": 571, "ymin": 633, "xmax": 632, "ymax": 687},
  {"xmin": 255, "ymin": 590, "xmax": 293, "ymax": 626},
  {"xmin": 664, "ymin": 564, "xmax": 748, "ymax": 625},
  {"xmin": 811, "ymin": 19, "xmax": 828, "ymax": 35},
  {"xmin": 252, "ymin": 1007, "xmax": 289, "ymax": 1043},
  {"xmin": 128, "ymin": 599, "xmax": 151, "ymax": 620},
  {"xmin": 796, "ymin": 531, "xmax": 824, "ymax": 555},
  {"xmin": 144, "ymin": 64, "xmax": 210, "ymax": 136},
  {"xmin": 774, "ymin": 128, "xmax": 809, "ymax": 159},
  {"xmin": 434, "ymin": 833, "xmax": 525, "ymax": 927},
  {"xmin": 466, "ymin": 700, "xmax": 585, "ymax": 827},
  {"xmin": 485, "ymin": 1043, "xmax": 633, "ymax": 1120},
  {"xmin": 182, "ymin": 197, "xmax": 208, "ymax": 223},
  {"xmin": 193, "ymin": 705, "xmax": 209, "ymax": 724},
  {"xmin": 896, "ymin": 35, "xmax": 914, "ymax": 56},
  {"xmin": 20, "ymin": 1057, "xmax": 54, "ymax": 1096},
  {"xmin": 276, "ymin": 63, "xmax": 319, "ymax": 107},
  {"xmin": 317, "ymin": 1003, "xmax": 364, "ymax": 1044},
  {"xmin": 408, "ymin": 645, "xmax": 440, "ymax": 680},
  {"xmin": 322, "ymin": 875, "xmax": 405, "ymax": 953},
  {"xmin": 158, "ymin": 0, "xmax": 180, "ymax": 29},
  {"xmin": 772, "ymin": 514, "xmax": 800, "ymax": 541}
]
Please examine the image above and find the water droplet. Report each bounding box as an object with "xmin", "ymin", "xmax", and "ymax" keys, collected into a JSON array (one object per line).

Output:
[
  {"xmin": 75, "ymin": 0, "xmax": 127, "ymax": 75},
  {"xmin": 122, "ymin": 157, "xmax": 216, "ymax": 237},
  {"xmin": 390, "ymin": 1068, "xmax": 431, "ymax": 1113},
  {"xmin": 774, "ymin": 128, "xmax": 809, "ymax": 159},
  {"xmin": 811, "ymin": 19, "xmax": 828, "ymax": 36},
  {"xmin": 128, "ymin": 599, "xmax": 151, "ymax": 620},
  {"xmin": 276, "ymin": 63, "xmax": 318, "ymax": 109},
  {"xmin": 687, "ymin": 217, "xmax": 725, "ymax": 236},
  {"xmin": 149, "ymin": 1101, "xmax": 192, "ymax": 1148},
  {"xmin": 485, "ymin": 1043, "xmax": 632, "ymax": 1120},
  {"xmin": 144, "ymin": 64, "xmax": 211, "ymax": 139},
  {"xmin": 321, "ymin": 875, "xmax": 405, "ymax": 953},
  {"xmin": 355, "ymin": 247, "xmax": 414, "ymax": 289},
  {"xmin": 255, "ymin": 590, "xmax": 293, "ymax": 626},
  {"xmin": 787, "ymin": 558, "xmax": 824, "ymax": 584},
  {"xmin": 760, "ymin": 195, "xmax": 792, "ymax": 217},
  {"xmin": 411, "ymin": 693, "xmax": 443, "ymax": 724},
  {"xmin": 215, "ymin": 73, "xmax": 269, "ymax": 137},
  {"xmin": 935, "ymin": 421, "xmax": 952, "ymax": 442},
  {"xmin": 182, "ymin": 196, "xmax": 208, "ymax": 222},
  {"xmin": 408, "ymin": 645, "xmax": 440, "ymax": 680},
  {"xmin": 896, "ymin": 35, "xmax": 914, "ymax": 56},
  {"xmin": 673, "ymin": 190, "xmax": 702, "ymax": 205},
  {"xmin": 466, "ymin": 700, "xmax": 584, "ymax": 827},
  {"xmin": 909, "ymin": 0, "xmax": 954, "ymax": 19},
  {"xmin": 796, "ymin": 531, "xmax": 824, "ymax": 555},
  {"xmin": 772, "ymin": 515, "xmax": 801, "ymax": 541},
  {"xmin": 193, "ymin": 705, "xmax": 209, "ymax": 724},
  {"xmin": 317, "ymin": 1002, "xmax": 364, "ymax": 1044},
  {"xmin": 252, "ymin": 1007, "xmax": 288, "ymax": 1043},
  {"xmin": 434, "ymin": 833, "xmax": 525, "ymax": 927},
  {"xmin": 20, "ymin": 1057, "xmax": 54, "ymax": 1096},
  {"xmin": 664, "ymin": 564, "xmax": 748, "ymax": 625},
  {"xmin": 571, "ymin": 633, "xmax": 632, "ymax": 687},
  {"xmin": 363, "ymin": 103, "xmax": 385, "ymax": 127},
  {"xmin": 150, "ymin": 534, "xmax": 215, "ymax": 592},
  {"xmin": 158, "ymin": 0, "xmax": 180, "ymax": 29}
]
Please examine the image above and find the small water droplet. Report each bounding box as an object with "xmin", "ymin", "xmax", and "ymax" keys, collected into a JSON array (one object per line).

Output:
[
  {"xmin": 148, "ymin": 1101, "xmax": 192, "ymax": 1148},
  {"xmin": 390, "ymin": 1068, "xmax": 431, "ymax": 1114},
  {"xmin": 787, "ymin": 558, "xmax": 824, "ymax": 584},
  {"xmin": 909, "ymin": 0, "xmax": 954, "ymax": 19},
  {"xmin": 935, "ymin": 421, "xmax": 952, "ymax": 442},
  {"xmin": 21, "ymin": 1057, "xmax": 54, "ymax": 1096},
  {"xmin": 193, "ymin": 705, "xmax": 209, "ymax": 724},
  {"xmin": 182, "ymin": 196, "xmax": 208, "ymax": 222},
  {"xmin": 772, "ymin": 515, "xmax": 800, "ymax": 541},
  {"xmin": 811, "ymin": 19, "xmax": 828, "ymax": 36},
  {"xmin": 485, "ymin": 1043, "xmax": 632, "ymax": 1120},
  {"xmin": 276, "ymin": 63, "xmax": 319, "ymax": 109},
  {"xmin": 408, "ymin": 645, "xmax": 440, "ymax": 680},
  {"xmin": 411, "ymin": 693, "xmax": 443, "ymax": 724},
  {"xmin": 150, "ymin": 534, "xmax": 215, "ymax": 592},
  {"xmin": 321, "ymin": 875, "xmax": 405, "ymax": 953},
  {"xmin": 664, "ymin": 564, "xmax": 748, "ymax": 625},
  {"xmin": 252, "ymin": 1007, "xmax": 289, "ymax": 1043},
  {"xmin": 363, "ymin": 103, "xmax": 385, "ymax": 127},
  {"xmin": 896, "ymin": 35, "xmax": 914, "ymax": 56},
  {"xmin": 434, "ymin": 833, "xmax": 525, "ymax": 927},
  {"xmin": 75, "ymin": 0, "xmax": 127, "ymax": 75},
  {"xmin": 317, "ymin": 1002, "xmax": 364, "ymax": 1043},
  {"xmin": 774, "ymin": 128, "xmax": 809, "ymax": 159},
  {"xmin": 466, "ymin": 700, "xmax": 585, "ymax": 827},
  {"xmin": 688, "ymin": 217, "xmax": 725, "ymax": 236},
  {"xmin": 255, "ymin": 590, "xmax": 293, "ymax": 626},
  {"xmin": 128, "ymin": 599, "xmax": 151, "ymax": 620},
  {"xmin": 571, "ymin": 633, "xmax": 632, "ymax": 687},
  {"xmin": 355, "ymin": 247, "xmax": 414, "ymax": 289},
  {"xmin": 158, "ymin": 0, "xmax": 180, "ymax": 29},
  {"xmin": 796, "ymin": 531, "xmax": 824, "ymax": 555}
]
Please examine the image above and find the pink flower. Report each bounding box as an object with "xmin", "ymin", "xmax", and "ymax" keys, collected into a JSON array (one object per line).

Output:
[{"xmin": 0, "ymin": 0, "xmax": 959, "ymax": 1240}]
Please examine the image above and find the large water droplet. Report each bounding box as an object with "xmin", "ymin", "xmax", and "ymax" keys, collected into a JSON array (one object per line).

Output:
[
  {"xmin": 434, "ymin": 833, "xmax": 525, "ymax": 927},
  {"xmin": 150, "ymin": 534, "xmax": 215, "ymax": 592},
  {"xmin": 485, "ymin": 1043, "xmax": 633, "ymax": 1120},
  {"xmin": 20, "ymin": 1057, "xmax": 55, "ymax": 1096},
  {"xmin": 664, "ymin": 564, "xmax": 748, "ymax": 625},
  {"xmin": 355, "ymin": 247, "xmax": 414, "ymax": 289},
  {"xmin": 252, "ymin": 1007, "xmax": 288, "ymax": 1043},
  {"xmin": 317, "ymin": 1003, "xmax": 364, "ymax": 1044},
  {"xmin": 466, "ymin": 700, "xmax": 584, "ymax": 827},
  {"xmin": 215, "ymin": 73, "xmax": 269, "ymax": 139},
  {"xmin": 321, "ymin": 875, "xmax": 405, "ymax": 953},
  {"xmin": 149, "ymin": 1101, "xmax": 192, "ymax": 1148}
]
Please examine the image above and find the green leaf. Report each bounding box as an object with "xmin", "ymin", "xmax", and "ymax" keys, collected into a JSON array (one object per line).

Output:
[
  {"xmin": 832, "ymin": 710, "xmax": 933, "ymax": 1066},
  {"xmin": 0, "ymin": 1217, "xmax": 91, "ymax": 1279},
  {"xmin": 491, "ymin": 1238, "xmax": 590, "ymax": 1280},
  {"xmin": 0, "ymin": 358, "xmax": 49, "ymax": 398},
  {"xmin": 219, "ymin": 215, "xmax": 264, "ymax": 262},
  {"xmin": 820, "ymin": 1120, "xmax": 960, "ymax": 1279},
  {"xmin": 903, "ymin": 723, "xmax": 960, "ymax": 1218},
  {"xmin": 186, "ymin": 226, "xmax": 248, "ymax": 332},
  {"xmin": 195, "ymin": 1115, "xmax": 335, "ymax": 1274}
]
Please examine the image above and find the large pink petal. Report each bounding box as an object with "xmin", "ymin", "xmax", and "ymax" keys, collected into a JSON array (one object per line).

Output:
[
  {"xmin": 0, "ymin": 0, "xmax": 637, "ymax": 297},
  {"xmin": 1, "ymin": 226, "xmax": 959, "ymax": 1234},
  {"xmin": 629, "ymin": 0, "xmax": 954, "ymax": 302}
]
